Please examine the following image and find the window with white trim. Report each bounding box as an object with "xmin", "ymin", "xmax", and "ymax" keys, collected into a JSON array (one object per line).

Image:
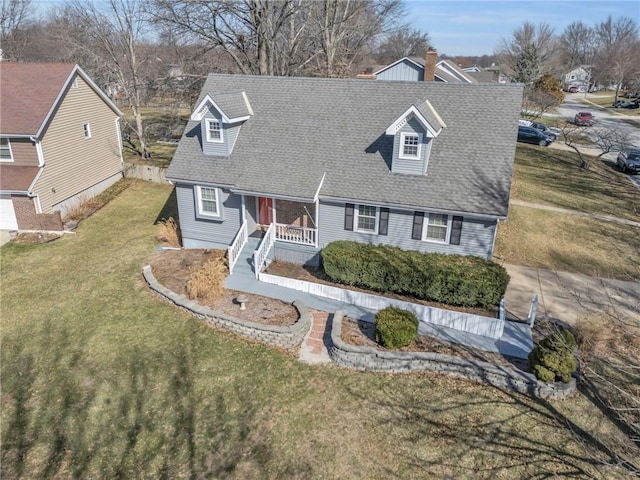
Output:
[
  {"xmin": 355, "ymin": 204, "xmax": 377, "ymax": 232},
  {"xmin": 196, "ymin": 186, "xmax": 221, "ymax": 218},
  {"xmin": 400, "ymin": 132, "xmax": 422, "ymax": 159},
  {"xmin": 423, "ymin": 213, "xmax": 450, "ymax": 243},
  {"xmin": 83, "ymin": 123, "xmax": 91, "ymax": 139},
  {"xmin": 0, "ymin": 138, "xmax": 13, "ymax": 161},
  {"xmin": 206, "ymin": 119, "xmax": 223, "ymax": 142}
]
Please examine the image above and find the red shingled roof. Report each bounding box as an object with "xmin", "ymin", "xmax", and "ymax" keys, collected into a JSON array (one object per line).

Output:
[
  {"xmin": 0, "ymin": 63, "xmax": 76, "ymax": 136},
  {"xmin": 0, "ymin": 165, "xmax": 40, "ymax": 191}
]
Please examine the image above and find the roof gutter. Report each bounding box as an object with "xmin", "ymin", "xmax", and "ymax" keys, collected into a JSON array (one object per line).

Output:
[{"xmin": 319, "ymin": 194, "xmax": 506, "ymax": 221}]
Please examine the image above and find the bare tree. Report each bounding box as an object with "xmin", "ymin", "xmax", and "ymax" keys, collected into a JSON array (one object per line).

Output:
[
  {"xmin": 0, "ymin": 0, "xmax": 32, "ymax": 60},
  {"xmin": 592, "ymin": 16, "xmax": 639, "ymax": 100},
  {"xmin": 560, "ymin": 123, "xmax": 630, "ymax": 170},
  {"xmin": 60, "ymin": 0, "xmax": 152, "ymax": 157},
  {"xmin": 375, "ymin": 25, "xmax": 430, "ymax": 65},
  {"xmin": 559, "ymin": 21, "xmax": 597, "ymax": 69},
  {"xmin": 496, "ymin": 21, "xmax": 558, "ymax": 80}
]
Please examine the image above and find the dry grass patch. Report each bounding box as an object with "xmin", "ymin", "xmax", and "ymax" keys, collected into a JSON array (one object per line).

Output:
[
  {"xmin": 156, "ymin": 217, "xmax": 181, "ymax": 247},
  {"xmin": 186, "ymin": 257, "xmax": 227, "ymax": 301},
  {"xmin": 495, "ymin": 205, "xmax": 640, "ymax": 281}
]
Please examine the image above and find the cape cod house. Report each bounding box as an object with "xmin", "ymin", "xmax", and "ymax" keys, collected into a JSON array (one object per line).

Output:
[
  {"xmin": 0, "ymin": 63, "xmax": 123, "ymax": 231},
  {"xmin": 374, "ymin": 50, "xmax": 478, "ymax": 83},
  {"xmin": 166, "ymin": 74, "xmax": 523, "ymax": 270}
]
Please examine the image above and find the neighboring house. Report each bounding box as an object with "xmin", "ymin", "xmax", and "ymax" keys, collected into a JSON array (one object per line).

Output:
[
  {"xmin": 564, "ymin": 65, "xmax": 591, "ymax": 88},
  {"xmin": 0, "ymin": 63, "xmax": 123, "ymax": 231},
  {"xmin": 166, "ymin": 74, "xmax": 523, "ymax": 266},
  {"xmin": 374, "ymin": 50, "xmax": 478, "ymax": 83}
]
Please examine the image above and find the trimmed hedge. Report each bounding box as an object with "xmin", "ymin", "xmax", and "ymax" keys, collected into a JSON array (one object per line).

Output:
[
  {"xmin": 321, "ymin": 241, "xmax": 509, "ymax": 308},
  {"xmin": 375, "ymin": 307, "xmax": 418, "ymax": 349},
  {"xmin": 529, "ymin": 330, "xmax": 577, "ymax": 383}
]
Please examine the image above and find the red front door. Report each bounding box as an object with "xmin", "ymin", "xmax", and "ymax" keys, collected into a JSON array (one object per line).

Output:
[{"xmin": 258, "ymin": 197, "xmax": 273, "ymax": 225}]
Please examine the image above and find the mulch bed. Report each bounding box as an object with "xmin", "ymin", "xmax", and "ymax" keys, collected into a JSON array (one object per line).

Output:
[
  {"xmin": 147, "ymin": 248, "xmax": 298, "ymax": 327},
  {"xmin": 340, "ymin": 317, "xmax": 529, "ymax": 371}
]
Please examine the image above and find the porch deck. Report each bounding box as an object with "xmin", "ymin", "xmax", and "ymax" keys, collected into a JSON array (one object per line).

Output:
[{"xmin": 225, "ymin": 239, "xmax": 533, "ymax": 359}]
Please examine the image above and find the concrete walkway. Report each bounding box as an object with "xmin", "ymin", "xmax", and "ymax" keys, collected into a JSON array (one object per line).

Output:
[
  {"xmin": 226, "ymin": 239, "xmax": 533, "ymax": 361},
  {"xmin": 503, "ymin": 263, "xmax": 640, "ymax": 325}
]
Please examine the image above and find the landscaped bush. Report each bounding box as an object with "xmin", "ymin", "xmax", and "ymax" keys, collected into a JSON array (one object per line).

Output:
[
  {"xmin": 321, "ymin": 241, "xmax": 509, "ymax": 308},
  {"xmin": 186, "ymin": 258, "xmax": 227, "ymax": 301},
  {"xmin": 529, "ymin": 330, "xmax": 577, "ymax": 383},
  {"xmin": 375, "ymin": 307, "xmax": 418, "ymax": 349},
  {"xmin": 156, "ymin": 217, "xmax": 181, "ymax": 247}
]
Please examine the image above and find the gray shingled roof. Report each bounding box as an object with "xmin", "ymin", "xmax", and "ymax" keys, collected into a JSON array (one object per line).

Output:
[
  {"xmin": 210, "ymin": 91, "xmax": 252, "ymax": 120},
  {"xmin": 167, "ymin": 74, "xmax": 523, "ymax": 217},
  {"xmin": 414, "ymin": 100, "xmax": 445, "ymax": 132}
]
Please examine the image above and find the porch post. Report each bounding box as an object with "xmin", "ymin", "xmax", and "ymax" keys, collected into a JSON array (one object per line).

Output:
[
  {"xmin": 315, "ymin": 198, "xmax": 319, "ymax": 247},
  {"xmin": 240, "ymin": 195, "xmax": 246, "ymax": 223}
]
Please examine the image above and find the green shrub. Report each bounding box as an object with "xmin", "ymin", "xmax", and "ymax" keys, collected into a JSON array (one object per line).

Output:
[
  {"xmin": 321, "ymin": 241, "xmax": 509, "ymax": 308},
  {"xmin": 375, "ymin": 307, "xmax": 418, "ymax": 349},
  {"xmin": 529, "ymin": 330, "xmax": 577, "ymax": 383}
]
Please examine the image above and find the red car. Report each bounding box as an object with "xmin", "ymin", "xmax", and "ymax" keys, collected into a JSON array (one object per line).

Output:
[{"xmin": 574, "ymin": 111, "xmax": 594, "ymax": 126}]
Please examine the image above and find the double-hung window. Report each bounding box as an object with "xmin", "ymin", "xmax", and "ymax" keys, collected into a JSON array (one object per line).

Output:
[
  {"xmin": 206, "ymin": 119, "xmax": 223, "ymax": 142},
  {"xmin": 0, "ymin": 138, "xmax": 13, "ymax": 161},
  {"xmin": 356, "ymin": 204, "xmax": 377, "ymax": 232},
  {"xmin": 424, "ymin": 213, "xmax": 450, "ymax": 242},
  {"xmin": 196, "ymin": 186, "xmax": 222, "ymax": 218},
  {"xmin": 400, "ymin": 132, "xmax": 422, "ymax": 159}
]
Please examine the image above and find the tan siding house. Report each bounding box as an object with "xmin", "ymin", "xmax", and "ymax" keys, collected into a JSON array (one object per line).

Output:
[{"xmin": 0, "ymin": 63, "xmax": 123, "ymax": 230}]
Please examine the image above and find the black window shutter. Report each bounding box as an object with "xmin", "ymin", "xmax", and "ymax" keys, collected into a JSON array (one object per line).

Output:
[
  {"xmin": 379, "ymin": 208, "xmax": 389, "ymax": 235},
  {"xmin": 411, "ymin": 212, "xmax": 424, "ymax": 240},
  {"xmin": 450, "ymin": 216, "xmax": 463, "ymax": 245},
  {"xmin": 344, "ymin": 203, "xmax": 354, "ymax": 231}
]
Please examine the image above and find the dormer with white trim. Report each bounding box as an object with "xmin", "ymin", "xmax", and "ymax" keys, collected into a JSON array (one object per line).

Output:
[
  {"xmin": 385, "ymin": 99, "xmax": 446, "ymax": 175},
  {"xmin": 191, "ymin": 91, "xmax": 253, "ymax": 157}
]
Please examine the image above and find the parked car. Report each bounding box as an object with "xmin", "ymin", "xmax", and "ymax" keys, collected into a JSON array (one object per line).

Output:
[
  {"xmin": 617, "ymin": 149, "xmax": 640, "ymax": 174},
  {"xmin": 517, "ymin": 125, "xmax": 555, "ymax": 146},
  {"xmin": 567, "ymin": 86, "xmax": 580, "ymax": 93},
  {"xmin": 574, "ymin": 111, "xmax": 594, "ymax": 126},
  {"xmin": 613, "ymin": 100, "xmax": 635, "ymax": 108},
  {"xmin": 530, "ymin": 121, "xmax": 561, "ymax": 141}
]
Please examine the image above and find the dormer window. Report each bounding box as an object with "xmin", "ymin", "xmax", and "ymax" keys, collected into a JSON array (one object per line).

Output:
[
  {"xmin": 206, "ymin": 119, "xmax": 223, "ymax": 143},
  {"xmin": 400, "ymin": 132, "xmax": 422, "ymax": 159}
]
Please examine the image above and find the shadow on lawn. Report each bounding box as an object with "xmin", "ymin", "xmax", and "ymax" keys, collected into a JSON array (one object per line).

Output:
[
  {"xmin": 154, "ymin": 187, "xmax": 179, "ymax": 225},
  {"xmin": 345, "ymin": 376, "xmax": 639, "ymax": 478},
  {"xmin": 0, "ymin": 325, "xmax": 274, "ymax": 479}
]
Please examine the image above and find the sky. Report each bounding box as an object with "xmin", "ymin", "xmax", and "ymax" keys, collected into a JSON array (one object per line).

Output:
[{"xmin": 405, "ymin": 0, "xmax": 640, "ymax": 56}]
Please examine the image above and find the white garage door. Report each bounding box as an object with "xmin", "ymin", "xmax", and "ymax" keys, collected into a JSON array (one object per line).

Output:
[{"xmin": 0, "ymin": 195, "xmax": 19, "ymax": 230}]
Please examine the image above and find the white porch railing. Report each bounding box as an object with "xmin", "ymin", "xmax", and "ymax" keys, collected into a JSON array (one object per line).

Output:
[
  {"xmin": 227, "ymin": 219, "xmax": 248, "ymax": 274},
  {"xmin": 253, "ymin": 223, "xmax": 275, "ymax": 278},
  {"xmin": 275, "ymin": 223, "xmax": 317, "ymax": 246}
]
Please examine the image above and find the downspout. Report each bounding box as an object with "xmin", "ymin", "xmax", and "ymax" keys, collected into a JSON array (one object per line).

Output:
[
  {"xmin": 490, "ymin": 218, "xmax": 501, "ymax": 259},
  {"xmin": 29, "ymin": 136, "xmax": 45, "ymax": 213}
]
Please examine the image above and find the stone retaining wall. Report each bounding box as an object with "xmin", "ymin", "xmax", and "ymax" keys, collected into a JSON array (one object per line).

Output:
[
  {"xmin": 142, "ymin": 265, "xmax": 311, "ymax": 349},
  {"xmin": 329, "ymin": 311, "xmax": 575, "ymax": 400}
]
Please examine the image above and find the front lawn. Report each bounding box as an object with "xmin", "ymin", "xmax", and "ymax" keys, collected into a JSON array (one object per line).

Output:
[
  {"xmin": 512, "ymin": 144, "xmax": 640, "ymax": 222},
  {"xmin": 1, "ymin": 181, "xmax": 635, "ymax": 479}
]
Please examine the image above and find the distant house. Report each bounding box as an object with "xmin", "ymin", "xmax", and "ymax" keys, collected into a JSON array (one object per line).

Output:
[
  {"xmin": 166, "ymin": 74, "xmax": 523, "ymax": 268},
  {"xmin": 0, "ymin": 63, "xmax": 123, "ymax": 231},
  {"xmin": 374, "ymin": 50, "xmax": 478, "ymax": 83},
  {"xmin": 564, "ymin": 65, "xmax": 591, "ymax": 89}
]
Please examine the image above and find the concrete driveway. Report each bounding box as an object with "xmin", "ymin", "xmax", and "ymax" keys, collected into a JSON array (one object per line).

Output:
[{"xmin": 503, "ymin": 263, "xmax": 640, "ymax": 325}]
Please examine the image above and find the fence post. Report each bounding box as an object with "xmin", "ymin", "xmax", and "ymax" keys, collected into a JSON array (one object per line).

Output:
[{"xmin": 528, "ymin": 294, "xmax": 538, "ymax": 328}]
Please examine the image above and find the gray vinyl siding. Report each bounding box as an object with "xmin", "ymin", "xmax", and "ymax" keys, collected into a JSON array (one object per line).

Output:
[
  {"xmin": 392, "ymin": 118, "xmax": 429, "ymax": 175},
  {"xmin": 318, "ymin": 201, "xmax": 496, "ymax": 259},
  {"xmin": 176, "ymin": 183, "xmax": 242, "ymax": 249},
  {"xmin": 376, "ymin": 60, "xmax": 423, "ymax": 81},
  {"xmin": 202, "ymin": 107, "xmax": 227, "ymax": 156},
  {"xmin": 274, "ymin": 243, "xmax": 321, "ymax": 267}
]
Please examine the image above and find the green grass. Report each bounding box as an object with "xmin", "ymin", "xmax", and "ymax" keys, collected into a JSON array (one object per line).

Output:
[
  {"xmin": 1, "ymin": 180, "xmax": 636, "ymax": 478},
  {"xmin": 512, "ymin": 144, "xmax": 640, "ymax": 222}
]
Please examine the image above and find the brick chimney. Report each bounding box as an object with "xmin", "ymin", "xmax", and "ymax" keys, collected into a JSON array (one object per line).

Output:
[{"xmin": 424, "ymin": 49, "xmax": 437, "ymax": 82}]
